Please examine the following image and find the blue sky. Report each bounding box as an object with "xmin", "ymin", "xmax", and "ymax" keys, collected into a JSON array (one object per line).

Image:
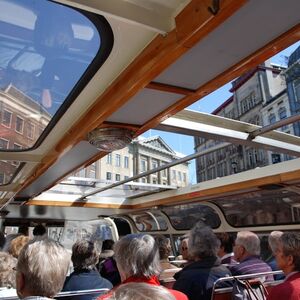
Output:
[{"xmin": 144, "ymin": 41, "xmax": 300, "ymax": 183}]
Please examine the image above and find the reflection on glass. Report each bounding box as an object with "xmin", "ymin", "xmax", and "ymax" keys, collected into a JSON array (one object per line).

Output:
[
  {"xmin": 0, "ymin": 159, "xmax": 21, "ymax": 185},
  {"xmin": 212, "ymin": 188, "xmax": 300, "ymax": 227},
  {"xmin": 0, "ymin": 0, "xmax": 101, "ymax": 149},
  {"xmin": 130, "ymin": 211, "xmax": 168, "ymax": 231},
  {"xmin": 162, "ymin": 204, "xmax": 220, "ymax": 230}
]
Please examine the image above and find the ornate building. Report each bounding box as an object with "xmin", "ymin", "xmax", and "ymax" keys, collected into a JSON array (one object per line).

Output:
[
  {"xmin": 195, "ymin": 60, "xmax": 289, "ymax": 182},
  {"xmin": 75, "ymin": 135, "xmax": 189, "ymax": 188}
]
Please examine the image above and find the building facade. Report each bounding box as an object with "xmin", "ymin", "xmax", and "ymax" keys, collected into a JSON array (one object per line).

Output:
[
  {"xmin": 75, "ymin": 136, "xmax": 189, "ymax": 188},
  {"xmin": 195, "ymin": 59, "xmax": 292, "ymax": 182}
]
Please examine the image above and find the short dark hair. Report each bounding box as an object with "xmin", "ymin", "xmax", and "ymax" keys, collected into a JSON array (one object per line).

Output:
[
  {"xmin": 102, "ymin": 239, "xmax": 114, "ymax": 251},
  {"xmin": 33, "ymin": 224, "xmax": 46, "ymax": 236},
  {"xmin": 72, "ymin": 240, "xmax": 100, "ymax": 270},
  {"xmin": 216, "ymin": 232, "xmax": 235, "ymax": 254}
]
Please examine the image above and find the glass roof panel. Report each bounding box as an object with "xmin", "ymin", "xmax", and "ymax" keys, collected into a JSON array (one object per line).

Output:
[
  {"xmin": 35, "ymin": 176, "xmax": 176, "ymax": 203},
  {"xmin": 0, "ymin": 0, "xmax": 104, "ymax": 150},
  {"xmin": 0, "ymin": 159, "xmax": 23, "ymax": 185}
]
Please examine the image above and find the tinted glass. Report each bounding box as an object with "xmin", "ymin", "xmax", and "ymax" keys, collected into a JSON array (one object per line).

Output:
[
  {"xmin": 0, "ymin": 0, "xmax": 103, "ymax": 149},
  {"xmin": 130, "ymin": 211, "xmax": 168, "ymax": 231},
  {"xmin": 0, "ymin": 159, "xmax": 23, "ymax": 185},
  {"xmin": 211, "ymin": 187, "xmax": 300, "ymax": 227},
  {"xmin": 162, "ymin": 203, "xmax": 220, "ymax": 230}
]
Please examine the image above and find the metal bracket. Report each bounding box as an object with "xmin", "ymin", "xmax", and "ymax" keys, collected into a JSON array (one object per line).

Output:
[{"xmin": 208, "ymin": 0, "xmax": 220, "ymax": 15}]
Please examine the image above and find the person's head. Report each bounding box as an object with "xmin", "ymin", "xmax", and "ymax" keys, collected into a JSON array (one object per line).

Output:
[
  {"xmin": 188, "ymin": 222, "xmax": 220, "ymax": 260},
  {"xmin": 16, "ymin": 238, "xmax": 70, "ymax": 299},
  {"xmin": 180, "ymin": 238, "xmax": 189, "ymax": 260},
  {"xmin": 155, "ymin": 235, "xmax": 172, "ymax": 260},
  {"xmin": 275, "ymin": 232, "xmax": 300, "ymax": 275},
  {"xmin": 72, "ymin": 239, "xmax": 101, "ymax": 270},
  {"xmin": 216, "ymin": 232, "xmax": 235, "ymax": 257},
  {"xmin": 107, "ymin": 282, "xmax": 175, "ymax": 300},
  {"xmin": 33, "ymin": 224, "xmax": 46, "ymax": 236},
  {"xmin": 9, "ymin": 235, "xmax": 30, "ymax": 258},
  {"xmin": 0, "ymin": 252, "xmax": 17, "ymax": 288},
  {"xmin": 114, "ymin": 234, "xmax": 160, "ymax": 281},
  {"xmin": 18, "ymin": 226, "xmax": 29, "ymax": 236},
  {"xmin": 268, "ymin": 231, "xmax": 283, "ymax": 254},
  {"xmin": 234, "ymin": 231, "xmax": 260, "ymax": 262},
  {"xmin": 102, "ymin": 239, "xmax": 115, "ymax": 251}
]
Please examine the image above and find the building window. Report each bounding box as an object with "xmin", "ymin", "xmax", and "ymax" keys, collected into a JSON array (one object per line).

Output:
[
  {"xmin": 141, "ymin": 157, "xmax": 147, "ymax": 172},
  {"xmin": 106, "ymin": 153, "xmax": 112, "ymax": 165},
  {"xmin": 152, "ymin": 159, "xmax": 158, "ymax": 169},
  {"xmin": 0, "ymin": 138, "xmax": 9, "ymax": 149},
  {"xmin": 152, "ymin": 178, "xmax": 157, "ymax": 184},
  {"xmin": 13, "ymin": 143, "xmax": 22, "ymax": 150},
  {"xmin": 2, "ymin": 110, "xmax": 12, "ymax": 127},
  {"xmin": 172, "ymin": 170, "xmax": 176, "ymax": 180},
  {"xmin": 15, "ymin": 116, "xmax": 24, "ymax": 133},
  {"xmin": 183, "ymin": 173, "xmax": 187, "ymax": 183},
  {"xmin": 141, "ymin": 177, "xmax": 146, "ymax": 183},
  {"xmin": 279, "ymin": 107, "xmax": 287, "ymax": 119},
  {"xmin": 115, "ymin": 154, "xmax": 121, "ymax": 167},
  {"xmin": 106, "ymin": 172, "xmax": 112, "ymax": 180},
  {"xmin": 124, "ymin": 156, "xmax": 129, "ymax": 168},
  {"xmin": 115, "ymin": 174, "xmax": 121, "ymax": 181},
  {"xmin": 89, "ymin": 163, "xmax": 96, "ymax": 178},
  {"xmin": 269, "ymin": 113, "xmax": 276, "ymax": 124},
  {"xmin": 27, "ymin": 123, "xmax": 35, "ymax": 139},
  {"xmin": 124, "ymin": 176, "xmax": 129, "ymax": 180},
  {"xmin": 178, "ymin": 171, "xmax": 182, "ymax": 181},
  {"xmin": 77, "ymin": 169, "xmax": 86, "ymax": 177},
  {"xmin": 294, "ymin": 79, "xmax": 300, "ymax": 102}
]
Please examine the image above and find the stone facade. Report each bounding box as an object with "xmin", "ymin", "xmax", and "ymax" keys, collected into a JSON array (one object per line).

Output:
[
  {"xmin": 76, "ymin": 136, "xmax": 189, "ymax": 188},
  {"xmin": 195, "ymin": 60, "xmax": 291, "ymax": 182}
]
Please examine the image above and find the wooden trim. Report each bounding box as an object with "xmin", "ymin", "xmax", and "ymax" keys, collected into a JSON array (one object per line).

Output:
[
  {"xmin": 26, "ymin": 200, "xmax": 132, "ymax": 209},
  {"xmin": 147, "ymin": 82, "xmax": 196, "ymax": 95},
  {"xmin": 18, "ymin": 0, "xmax": 246, "ymax": 193},
  {"xmin": 136, "ymin": 24, "xmax": 300, "ymax": 135}
]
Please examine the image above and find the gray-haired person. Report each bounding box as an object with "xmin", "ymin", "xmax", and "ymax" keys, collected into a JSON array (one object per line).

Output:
[
  {"xmin": 267, "ymin": 231, "xmax": 284, "ymax": 280},
  {"xmin": 16, "ymin": 238, "xmax": 70, "ymax": 299},
  {"xmin": 173, "ymin": 222, "xmax": 231, "ymax": 300},
  {"xmin": 107, "ymin": 282, "xmax": 176, "ymax": 300},
  {"xmin": 97, "ymin": 234, "xmax": 187, "ymax": 300},
  {"xmin": 267, "ymin": 232, "xmax": 300, "ymax": 300},
  {"xmin": 230, "ymin": 231, "xmax": 273, "ymax": 280}
]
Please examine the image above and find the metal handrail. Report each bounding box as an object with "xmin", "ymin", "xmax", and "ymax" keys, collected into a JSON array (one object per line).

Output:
[{"xmin": 210, "ymin": 270, "xmax": 284, "ymax": 300}]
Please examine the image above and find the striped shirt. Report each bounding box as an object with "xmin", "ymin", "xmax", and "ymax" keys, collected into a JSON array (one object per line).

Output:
[{"xmin": 229, "ymin": 255, "xmax": 274, "ymax": 281}]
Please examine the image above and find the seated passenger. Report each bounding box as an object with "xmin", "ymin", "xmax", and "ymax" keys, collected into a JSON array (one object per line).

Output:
[
  {"xmin": 33, "ymin": 224, "xmax": 47, "ymax": 237},
  {"xmin": 0, "ymin": 252, "xmax": 17, "ymax": 297},
  {"xmin": 230, "ymin": 231, "xmax": 273, "ymax": 280},
  {"xmin": 173, "ymin": 222, "xmax": 231, "ymax": 300},
  {"xmin": 9, "ymin": 235, "xmax": 30, "ymax": 258},
  {"xmin": 63, "ymin": 239, "xmax": 113, "ymax": 298},
  {"xmin": 98, "ymin": 234, "xmax": 187, "ymax": 300},
  {"xmin": 155, "ymin": 235, "xmax": 178, "ymax": 271},
  {"xmin": 16, "ymin": 238, "xmax": 70, "ymax": 299},
  {"xmin": 99, "ymin": 239, "xmax": 121, "ymax": 286},
  {"xmin": 267, "ymin": 232, "xmax": 300, "ymax": 300},
  {"xmin": 107, "ymin": 282, "xmax": 176, "ymax": 300},
  {"xmin": 267, "ymin": 231, "xmax": 284, "ymax": 280},
  {"xmin": 216, "ymin": 232, "xmax": 236, "ymax": 264}
]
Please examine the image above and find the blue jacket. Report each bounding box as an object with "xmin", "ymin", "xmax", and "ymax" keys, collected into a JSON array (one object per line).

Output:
[
  {"xmin": 62, "ymin": 269, "xmax": 112, "ymax": 300},
  {"xmin": 173, "ymin": 256, "xmax": 231, "ymax": 300}
]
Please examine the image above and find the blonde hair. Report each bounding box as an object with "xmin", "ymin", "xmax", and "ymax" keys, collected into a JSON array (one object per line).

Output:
[{"xmin": 9, "ymin": 235, "xmax": 30, "ymax": 258}]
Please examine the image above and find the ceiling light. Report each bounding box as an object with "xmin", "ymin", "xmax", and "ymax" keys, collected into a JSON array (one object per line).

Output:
[{"xmin": 87, "ymin": 128, "xmax": 133, "ymax": 151}]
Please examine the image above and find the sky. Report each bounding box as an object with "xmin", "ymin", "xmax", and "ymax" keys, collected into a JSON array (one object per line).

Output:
[{"xmin": 143, "ymin": 41, "xmax": 300, "ymax": 183}]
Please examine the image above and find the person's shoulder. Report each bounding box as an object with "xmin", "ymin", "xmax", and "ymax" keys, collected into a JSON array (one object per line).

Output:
[
  {"xmin": 168, "ymin": 288, "xmax": 188, "ymax": 300},
  {"xmin": 267, "ymin": 282, "xmax": 291, "ymax": 300}
]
